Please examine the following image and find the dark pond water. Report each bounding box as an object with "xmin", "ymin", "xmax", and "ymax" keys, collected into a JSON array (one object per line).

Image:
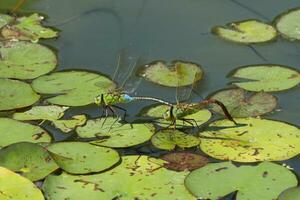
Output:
[{"xmin": 2, "ymin": 0, "xmax": 300, "ymax": 199}]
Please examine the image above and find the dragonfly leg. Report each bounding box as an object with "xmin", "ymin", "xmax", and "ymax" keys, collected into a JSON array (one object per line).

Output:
[
  {"xmin": 111, "ymin": 105, "xmax": 127, "ymax": 121},
  {"xmin": 101, "ymin": 106, "xmax": 109, "ymax": 128},
  {"xmin": 180, "ymin": 118, "xmax": 199, "ymax": 129}
]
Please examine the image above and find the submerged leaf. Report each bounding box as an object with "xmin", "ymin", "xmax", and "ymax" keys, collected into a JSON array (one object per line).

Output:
[
  {"xmin": 76, "ymin": 117, "xmax": 154, "ymax": 148},
  {"xmin": 0, "ymin": 166, "xmax": 44, "ymax": 200},
  {"xmin": 46, "ymin": 142, "xmax": 119, "ymax": 174},
  {"xmin": 0, "ymin": 41, "xmax": 57, "ymax": 79},
  {"xmin": 212, "ymin": 19, "xmax": 277, "ymax": 44},
  {"xmin": 140, "ymin": 61, "xmax": 203, "ymax": 87},
  {"xmin": 185, "ymin": 161, "xmax": 297, "ymax": 200},
  {"xmin": 2, "ymin": 13, "xmax": 58, "ymax": 41},
  {"xmin": 230, "ymin": 65, "xmax": 300, "ymax": 92},
  {"xmin": 0, "ymin": 142, "xmax": 58, "ymax": 181},
  {"xmin": 199, "ymin": 118, "xmax": 300, "ymax": 162},
  {"xmin": 151, "ymin": 129, "xmax": 200, "ymax": 150},
  {"xmin": 31, "ymin": 71, "xmax": 115, "ymax": 106},
  {"xmin": 210, "ymin": 88, "xmax": 277, "ymax": 117},
  {"xmin": 43, "ymin": 155, "xmax": 195, "ymax": 200},
  {"xmin": 278, "ymin": 187, "xmax": 300, "ymax": 200}
]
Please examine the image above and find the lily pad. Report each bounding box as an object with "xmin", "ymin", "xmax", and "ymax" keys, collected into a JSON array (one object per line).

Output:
[
  {"xmin": 46, "ymin": 142, "xmax": 119, "ymax": 174},
  {"xmin": 278, "ymin": 187, "xmax": 300, "ymax": 200},
  {"xmin": 0, "ymin": 166, "xmax": 44, "ymax": 200},
  {"xmin": 0, "ymin": 14, "xmax": 13, "ymax": 29},
  {"xmin": 0, "ymin": 142, "xmax": 58, "ymax": 181},
  {"xmin": 2, "ymin": 13, "xmax": 58, "ymax": 41},
  {"xmin": 52, "ymin": 115, "xmax": 87, "ymax": 133},
  {"xmin": 0, "ymin": 41, "xmax": 57, "ymax": 79},
  {"xmin": 185, "ymin": 161, "xmax": 298, "ymax": 200},
  {"xmin": 151, "ymin": 129, "xmax": 200, "ymax": 150},
  {"xmin": 0, "ymin": 78, "xmax": 40, "ymax": 111},
  {"xmin": 0, "ymin": 118, "xmax": 51, "ymax": 148},
  {"xmin": 274, "ymin": 7, "xmax": 300, "ymax": 41},
  {"xmin": 210, "ymin": 88, "xmax": 277, "ymax": 117},
  {"xmin": 143, "ymin": 104, "xmax": 211, "ymax": 128},
  {"xmin": 212, "ymin": 19, "xmax": 277, "ymax": 44},
  {"xmin": 199, "ymin": 118, "xmax": 300, "ymax": 162},
  {"xmin": 76, "ymin": 117, "xmax": 154, "ymax": 148},
  {"xmin": 43, "ymin": 155, "xmax": 195, "ymax": 200},
  {"xmin": 230, "ymin": 65, "xmax": 300, "ymax": 92},
  {"xmin": 161, "ymin": 152, "xmax": 208, "ymax": 171},
  {"xmin": 31, "ymin": 70, "xmax": 115, "ymax": 106},
  {"xmin": 140, "ymin": 61, "xmax": 203, "ymax": 87}
]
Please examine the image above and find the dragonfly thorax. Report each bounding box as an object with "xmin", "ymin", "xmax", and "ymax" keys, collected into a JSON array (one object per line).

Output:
[{"xmin": 94, "ymin": 92, "xmax": 134, "ymax": 106}]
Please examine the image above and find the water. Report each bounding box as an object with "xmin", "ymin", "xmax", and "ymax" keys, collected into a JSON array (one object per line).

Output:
[{"xmin": 2, "ymin": 0, "xmax": 300, "ymax": 198}]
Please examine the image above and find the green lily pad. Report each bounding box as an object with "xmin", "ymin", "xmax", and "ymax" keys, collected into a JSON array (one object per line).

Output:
[
  {"xmin": 0, "ymin": 166, "xmax": 44, "ymax": 200},
  {"xmin": 230, "ymin": 65, "xmax": 300, "ymax": 92},
  {"xmin": 140, "ymin": 61, "xmax": 203, "ymax": 87},
  {"xmin": 212, "ymin": 19, "xmax": 277, "ymax": 44},
  {"xmin": 31, "ymin": 71, "xmax": 115, "ymax": 106},
  {"xmin": 143, "ymin": 104, "xmax": 211, "ymax": 128},
  {"xmin": 0, "ymin": 142, "xmax": 58, "ymax": 181},
  {"xmin": 0, "ymin": 118, "xmax": 51, "ymax": 148},
  {"xmin": 76, "ymin": 117, "xmax": 154, "ymax": 148},
  {"xmin": 151, "ymin": 129, "xmax": 200, "ymax": 150},
  {"xmin": 46, "ymin": 142, "xmax": 119, "ymax": 174},
  {"xmin": 185, "ymin": 161, "xmax": 298, "ymax": 200},
  {"xmin": 52, "ymin": 114, "xmax": 87, "ymax": 133},
  {"xmin": 210, "ymin": 88, "xmax": 277, "ymax": 117},
  {"xmin": 0, "ymin": 41, "xmax": 57, "ymax": 79},
  {"xmin": 278, "ymin": 187, "xmax": 300, "ymax": 200},
  {"xmin": 0, "ymin": 14, "xmax": 13, "ymax": 29},
  {"xmin": 2, "ymin": 13, "xmax": 58, "ymax": 42},
  {"xmin": 199, "ymin": 118, "xmax": 300, "ymax": 162},
  {"xmin": 161, "ymin": 152, "xmax": 209, "ymax": 171},
  {"xmin": 274, "ymin": 7, "xmax": 300, "ymax": 41},
  {"xmin": 43, "ymin": 155, "xmax": 195, "ymax": 200},
  {"xmin": 0, "ymin": 78, "xmax": 40, "ymax": 111}
]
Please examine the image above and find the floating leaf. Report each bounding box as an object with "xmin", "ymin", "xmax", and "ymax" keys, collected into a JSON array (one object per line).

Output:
[
  {"xmin": 274, "ymin": 7, "xmax": 300, "ymax": 41},
  {"xmin": 230, "ymin": 65, "xmax": 300, "ymax": 92},
  {"xmin": 43, "ymin": 155, "xmax": 195, "ymax": 200},
  {"xmin": 31, "ymin": 71, "xmax": 115, "ymax": 106},
  {"xmin": 0, "ymin": 142, "xmax": 58, "ymax": 181},
  {"xmin": 161, "ymin": 152, "xmax": 208, "ymax": 171},
  {"xmin": 210, "ymin": 88, "xmax": 277, "ymax": 117},
  {"xmin": 0, "ymin": 166, "xmax": 44, "ymax": 200},
  {"xmin": 212, "ymin": 19, "xmax": 277, "ymax": 44},
  {"xmin": 140, "ymin": 61, "xmax": 203, "ymax": 87},
  {"xmin": 151, "ymin": 129, "xmax": 200, "ymax": 150},
  {"xmin": 0, "ymin": 14, "xmax": 13, "ymax": 29},
  {"xmin": 143, "ymin": 104, "xmax": 211, "ymax": 128},
  {"xmin": 185, "ymin": 161, "xmax": 297, "ymax": 200},
  {"xmin": 0, "ymin": 78, "xmax": 40, "ymax": 111},
  {"xmin": 76, "ymin": 117, "xmax": 154, "ymax": 148},
  {"xmin": 46, "ymin": 142, "xmax": 119, "ymax": 174},
  {"xmin": 52, "ymin": 115, "xmax": 87, "ymax": 133},
  {"xmin": 278, "ymin": 187, "xmax": 300, "ymax": 200},
  {"xmin": 0, "ymin": 41, "xmax": 57, "ymax": 79},
  {"xmin": 2, "ymin": 13, "xmax": 58, "ymax": 41},
  {"xmin": 199, "ymin": 118, "xmax": 300, "ymax": 162},
  {"xmin": 0, "ymin": 118, "xmax": 51, "ymax": 148}
]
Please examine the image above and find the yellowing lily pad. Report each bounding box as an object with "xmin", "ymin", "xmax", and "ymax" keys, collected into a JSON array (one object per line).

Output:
[
  {"xmin": 140, "ymin": 61, "xmax": 203, "ymax": 87},
  {"xmin": 274, "ymin": 7, "xmax": 300, "ymax": 41},
  {"xmin": 0, "ymin": 78, "xmax": 40, "ymax": 111},
  {"xmin": 0, "ymin": 14, "xmax": 13, "ymax": 29},
  {"xmin": 185, "ymin": 161, "xmax": 298, "ymax": 200},
  {"xmin": 46, "ymin": 142, "xmax": 120, "ymax": 174},
  {"xmin": 76, "ymin": 117, "xmax": 154, "ymax": 148},
  {"xmin": 0, "ymin": 166, "xmax": 44, "ymax": 200},
  {"xmin": 151, "ymin": 129, "xmax": 200, "ymax": 150},
  {"xmin": 43, "ymin": 155, "xmax": 195, "ymax": 200},
  {"xmin": 0, "ymin": 41, "xmax": 57, "ymax": 79},
  {"xmin": 199, "ymin": 118, "xmax": 300, "ymax": 162},
  {"xmin": 2, "ymin": 13, "xmax": 58, "ymax": 42},
  {"xmin": 0, "ymin": 142, "xmax": 58, "ymax": 181},
  {"xmin": 212, "ymin": 19, "xmax": 277, "ymax": 44},
  {"xmin": 31, "ymin": 71, "xmax": 115, "ymax": 106},
  {"xmin": 210, "ymin": 88, "xmax": 277, "ymax": 117},
  {"xmin": 0, "ymin": 118, "xmax": 51, "ymax": 148},
  {"xmin": 278, "ymin": 187, "xmax": 300, "ymax": 200},
  {"xmin": 143, "ymin": 104, "xmax": 211, "ymax": 128},
  {"xmin": 230, "ymin": 65, "xmax": 300, "ymax": 92}
]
